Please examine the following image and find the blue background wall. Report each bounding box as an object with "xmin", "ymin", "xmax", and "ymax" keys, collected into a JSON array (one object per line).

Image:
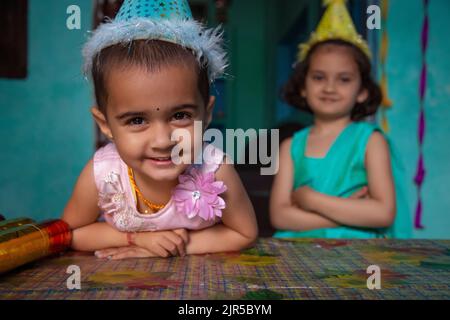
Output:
[
  {"xmin": 0, "ymin": 0, "xmax": 94, "ymax": 221},
  {"xmin": 381, "ymin": 0, "xmax": 450, "ymax": 238}
]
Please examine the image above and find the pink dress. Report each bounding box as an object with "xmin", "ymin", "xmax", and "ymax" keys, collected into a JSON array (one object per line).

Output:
[{"xmin": 93, "ymin": 143, "xmax": 227, "ymax": 232}]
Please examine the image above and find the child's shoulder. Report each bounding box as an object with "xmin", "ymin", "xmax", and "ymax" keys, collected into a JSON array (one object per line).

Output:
[
  {"xmin": 351, "ymin": 121, "xmax": 386, "ymax": 144},
  {"xmin": 292, "ymin": 126, "xmax": 311, "ymax": 137},
  {"xmin": 352, "ymin": 121, "xmax": 381, "ymax": 134},
  {"xmin": 288, "ymin": 126, "xmax": 311, "ymax": 152},
  {"xmin": 92, "ymin": 143, "xmax": 124, "ymax": 190},
  {"xmin": 94, "ymin": 142, "xmax": 121, "ymax": 162},
  {"xmin": 353, "ymin": 122, "xmax": 390, "ymax": 160}
]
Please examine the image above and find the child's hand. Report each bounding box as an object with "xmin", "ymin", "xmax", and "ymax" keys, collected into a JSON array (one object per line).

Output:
[
  {"xmin": 94, "ymin": 229, "xmax": 189, "ymax": 259},
  {"xmin": 135, "ymin": 229, "xmax": 189, "ymax": 257}
]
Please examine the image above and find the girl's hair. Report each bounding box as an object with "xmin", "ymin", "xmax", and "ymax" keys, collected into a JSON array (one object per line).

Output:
[
  {"xmin": 282, "ymin": 39, "xmax": 382, "ymax": 121},
  {"xmin": 91, "ymin": 39, "xmax": 210, "ymax": 115}
]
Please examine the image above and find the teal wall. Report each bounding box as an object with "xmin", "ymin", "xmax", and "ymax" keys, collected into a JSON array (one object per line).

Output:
[
  {"xmin": 274, "ymin": 0, "xmax": 318, "ymax": 126},
  {"xmin": 225, "ymin": 0, "xmax": 316, "ymax": 130},
  {"xmin": 225, "ymin": 0, "xmax": 274, "ymax": 131},
  {"xmin": 0, "ymin": 0, "xmax": 94, "ymax": 221},
  {"xmin": 380, "ymin": 0, "xmax": 450, "ymax": 238}
]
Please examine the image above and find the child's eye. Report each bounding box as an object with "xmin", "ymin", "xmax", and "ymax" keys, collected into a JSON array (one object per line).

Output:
[
  {"xmin": 172, "ymin": 112, "xmax": 192, "ymax": 122},
  {"xmin": 127, "ymin": 117, "xmax": 146, "ymax": 126},
  {"xmin": 312, "ymin": 75, "xmax": 324, "ymax": 81},
  {"xmin": 340, "ymin": 77, "xmax": 351, "ymax": 83}
]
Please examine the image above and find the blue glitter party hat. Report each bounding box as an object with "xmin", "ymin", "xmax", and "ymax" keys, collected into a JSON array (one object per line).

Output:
[
  {"xmin": 83, "ymin": 0, "xmax": 227, "ymax": 81},
  {"xmin": 115, "ymin": 0, "xmax": 192, "ymax": 21}
]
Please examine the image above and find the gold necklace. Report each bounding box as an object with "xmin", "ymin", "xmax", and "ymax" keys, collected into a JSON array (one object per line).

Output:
[{"xmin": 127, "ymin": 167, "xmax": 166, "ymax": 213}]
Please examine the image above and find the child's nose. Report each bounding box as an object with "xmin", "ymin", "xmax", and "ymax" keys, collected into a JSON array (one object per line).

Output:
[
  {"xmin": 324, "ymin": 80, "xmax": 336, "ymax": 92},
  {"xmin": 149, "ymin": 123, "xmax": 176, "ymax": 150}
]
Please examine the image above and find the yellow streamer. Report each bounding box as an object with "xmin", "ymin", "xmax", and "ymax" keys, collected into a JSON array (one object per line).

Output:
[{"xmin": 379, "ymin": 0, "xmax": 392, "ymax": 132}]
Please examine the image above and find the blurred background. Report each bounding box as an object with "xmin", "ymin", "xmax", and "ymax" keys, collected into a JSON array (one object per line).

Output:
[{"xmin": 0, "ymin": 0, "xmax": 449, "ymax": 238}]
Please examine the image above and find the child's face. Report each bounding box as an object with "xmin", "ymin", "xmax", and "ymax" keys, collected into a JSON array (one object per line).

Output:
[
  {"xmin": 301, "ymin": 45, "xmax": 368, "ymax": 120},
  {"xmin": 92, "ymin": 63, "xmax": 214, "ymax": 183}
]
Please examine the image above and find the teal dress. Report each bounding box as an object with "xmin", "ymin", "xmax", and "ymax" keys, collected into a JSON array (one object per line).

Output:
[{"xmin": 274, "ymin": 121, "xmax": 412, "ymax": 239}]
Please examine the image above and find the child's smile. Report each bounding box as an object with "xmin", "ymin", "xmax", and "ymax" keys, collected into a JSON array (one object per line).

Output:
[
  {"xmin": 319, "ymin": 96, "xmax": 341, "ymax": 104},
  {"xmin": 145, "ymin": 156, "xmax": 175, "ymax": 168}
]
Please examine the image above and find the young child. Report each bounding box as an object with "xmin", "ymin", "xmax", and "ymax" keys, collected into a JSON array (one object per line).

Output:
[
  {"xmin": 62, "ymin": 0, "xmax": 257, "ymax": 259},
  {"xmin": 270, "ymin": 0, "xmax": 411, "ymax": 239}
]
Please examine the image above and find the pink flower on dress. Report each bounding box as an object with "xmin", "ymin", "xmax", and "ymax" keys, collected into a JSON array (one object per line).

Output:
[{"xmin": 172, "ymin": 166, "xmax": 227, "ymax": 221}]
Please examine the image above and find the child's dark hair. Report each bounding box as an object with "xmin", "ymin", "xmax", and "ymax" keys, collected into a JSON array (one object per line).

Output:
[
  {"xmin": 282, "ymin": 39, "xmax": 382, "ymax": 121},
  {"xmin": 91, "ymin": 39, "xmax": 210, "ymax": 115}
]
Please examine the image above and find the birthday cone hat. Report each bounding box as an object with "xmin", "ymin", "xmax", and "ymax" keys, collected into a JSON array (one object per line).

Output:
[
  {"xmin": 116, "ymin": 0, "xmax": 192, "ymax": 21},
  {"xmin": 83, "ymin": 0, "xmax": 227, "ymax": 81},
  {"xmin": 298, "ymin": 0, "xmax": 371, "ymax": 62}
]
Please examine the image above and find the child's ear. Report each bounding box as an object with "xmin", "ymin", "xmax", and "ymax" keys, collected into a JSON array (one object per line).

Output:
[
  {"xmin": 357, "ymin": 88, "xmax": 369, "ymax": 104},
  {"xmin": 204, "ymin": 96, "xmax": 216, "ymax": 128},
  {"xmin": 91, "ymin": 106, "xmax": 113, "ymax": 140},
  {"xmin": 300, "ymin": 88, "xmax": 306, "ymax": 98}
]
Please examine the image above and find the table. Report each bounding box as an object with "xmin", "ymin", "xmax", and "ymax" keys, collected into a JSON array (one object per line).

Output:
[{"xmin": 1, "ymin": 238, "xmax": 449, "ymax": 299}]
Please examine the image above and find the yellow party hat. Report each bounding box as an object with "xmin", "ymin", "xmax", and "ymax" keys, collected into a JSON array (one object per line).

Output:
[{"xmin": 298, "ymin": 0, "xmax": 371, "ymax": 62}]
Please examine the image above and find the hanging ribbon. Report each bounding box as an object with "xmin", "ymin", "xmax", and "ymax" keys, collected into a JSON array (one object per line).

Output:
[
  {"xmin": 379, "ymin": 0, "xmax": 393, "ymax": 132},
  {"xmin": 414, "ymin": 0, "xmax": 429, "ymax": 229}
]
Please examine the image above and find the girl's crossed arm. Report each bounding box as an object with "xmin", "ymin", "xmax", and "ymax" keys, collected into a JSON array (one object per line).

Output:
[
  {"xmin": 270, "ymin": 138, "xmax": 340, "ymax": 231},
  {"xmin": 292, "ymin": 132, "xmax": 396, "ymax": 228}
]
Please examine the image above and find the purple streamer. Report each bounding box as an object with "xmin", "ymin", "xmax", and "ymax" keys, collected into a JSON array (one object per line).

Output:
[
  {"xmin": 418, "ymin": 110, "xmax": 425, "ymax": 144},
  {"xmin": 420, "ymin": 64, "xmax": 427, "ymax": 100},
  {"xmin": 421, "ymin": 16, "xmax": 429, "ymax": 52},
  {"xmin": 414, "ymin": 154, "xmax": 426, "ymax": 185},
  {"xmin": 415, "ymin": 199, "xmax": 424, "ymax": 229},
  {"xmin": 415, "ymin": 0, "xmax": 429, "ymax": 230}
]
